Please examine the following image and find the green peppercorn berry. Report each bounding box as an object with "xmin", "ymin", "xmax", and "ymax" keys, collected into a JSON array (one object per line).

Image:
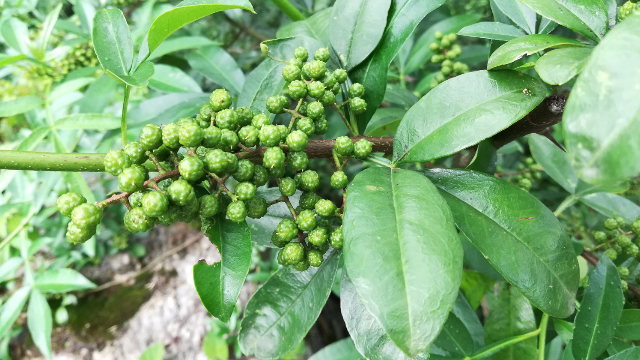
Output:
[
  {"xmin": 179, "ymin": 123, "xmax": 204, "ymax": 148},
  {"xmin": 593, "ymin": 231, "xmax": 608, "ymax": 243},
  {"xmin": 300, "ymin": 170, "xmax": 319, "ymax": 191},
  {"xmin": 234, "ymin": 107, "xmax": 254, "ymax": 127},
  {"xmin": 441, "ymin": 66, "xmax": 452, "ymax": 76},
  {"xmin": 283, "ymin": 242, "xmax": 305, "ymax": 265},
  {"xmin": 224, "ymin": 152, "xmax": 239, "ymax": 175},
  {"xmin": 179, "ymin": 156, "xmax": 205, "ymax": 182},
  {"xmin": 252, "ymin": 113, "xmax": 271, "ymax": 129},
  {"xmin": 288, "ymin": 80, "xmax": 307, "ymax": 100},
  {"xmin": 160, "ymin": 123, "xmax": 180, "ymax": 150},
  {"xmin": 302, "ymin": 60, "xmax": 327, "ymax": 80},
  {"xmin": 435, "ymin": 72, "xmax": 446, "ymax": 83},
  {"xmin": 282, "ymin": 63, "xmax": 302, "ymax": 82},
  {"xmin": 615, "ymin": 216, "xmax": 626, "ymax": 227},
  {"xmin": 168, "ymin": 179, "xmax": 196, "ymax": 206},
  {"xmin": 219, "ymin": 129, "xmax": 240, "ymax": 151},
  {"xmin": 298, "ymin": 191, "xmax": 319, "ymax": 210},
  {"xmin": 279, "ymin": 177, "xmax": 297, "ymax": 197},
  {"xmin": 627, "ymin": 244, "xmax": 640, "ymax": 257},
  {"xmin": 307, "ymin": 81, "xmax": 325, "ymax": 99},
  {"xmin": 103, "ymin": 150, "xmax": 131, "ymax": 176},
  {"xmin": 312, "ymin": 117, "xmax": 327, "ymax": 136},
  {"xmin": 71, "ymin": 203, "xmax": 103, "ymax": 229},
  {"xmin": 332, "ymin": 85, "xmax": 341, "ymax": 96},
  {"xmin": 226, "ymin": 201, "xmax": 247, "ymax": 223},
  {"xmin": 613, "ymin": 243, "xmax": 623, "ymax": 253},
  {"xmin": 200, "ymin": 104, "xmax": 213, "ymax": 120},
  {"xmin": 334, "ymin": 136, "xmax": 354, "ymax": 157},
  {"xmin": 199, "ymin": 194, "xmax": 219, "ymax": 217},
  {"xmin": 617, "ymin": 234, "xmax": 633, "ymax": 248},
  {"xmin": 604, "ymin": 218, "xmax": 619, "ymax": 230},
  {"xmin": 259, "ymin": 125, "xmax": 281, "ymax": 147},
  {"xmin": 286, "ymin": 130, "xmax": 308, "ymax": 152},
  {"xmin": 429, "ymin": 42, "xmax": 439, "ymax": 52},
  {"xmin": 235, "ymin": 182, "xmax": 257, "ymax": 201},
  {"xmin": 296, "ymin": 117, "xmax": 316, "ymax": 137},
  {"xmin": 308, "ymin": 227, "xmax": 328, "ymax": 246},
  {"xmin": 314, "ymin": 48, "xmax": 330, "ymax": 62},
  {"xmin": 66, "ymin": 221, "xmax": 94, "ymax": 243},
  {"xmin": 348, "ymin": 83, "xmax": 365, "ymax": 98},
  {"xmin": 215, "ymin": 109, "xmax": 236, "ymax": 131},
  {"xmin": 205, "ymin": 149, "xmax": 228, "ymax": 174},
  {"xmin": 315, "ymin": 199, "xmax": 337, "ymax": 217},
  {"xmin": 263, "ymin": 147, "xmax": 285, "ymax": 169},
  {"xmin": 306, "ymin": 101, "xmax": 324, "ymax": 120},
  {"xmin": 118, "ymin": 166, "xmax": 146, "ymax": 193},
  {"xmin": 288, "ymin": 58, "xmax": 304, "ymax": 69},
  {"xmin": 233, "ymin": 160, "xmax": 255, "ymax": 182},
  {"xmin": 272, "ymin": 229, "xmax": 291, "ymax": 248},
  {"xmin": 252, "ymin": 165, "xmax": 269, "ymax": 186},
  {"xmin": 237, "ymin": 125, "xmax": 258, "ymax": 148},
  {"xmin": 268, "ymin": 164, "xmax": 285, "ymax": 178},
  {"xmin": 245, "ymin": 196, "xmax": 267, "ymax": 219},
  {"xmin": 350, "ymin": 97, "xmax": 367, "ymax": 114},
  {"xmin": 331, "ymin": 171, "xmax": 348, "ymax": 188},
  {"xmin": 320, "ymin": 91, "xmax": 336, "ymax": 107},
  {"xmin": 129, "ymin": 191, "xmax": 145, "ymax": 208},
  {"xmin": 266, "ymin": 96, "xmax": 286, "ymax": 114},
  {"xmin": 333, "ymin": 69, "xmax": 347, "ymax": 83},
  {"xmin": 618, "ymin": 266, "xmax": 630, "ymax": 278},
  {"xmin": 124, "ymin": 141, "xmax": 148, "ymax": 165},
  {"xmin": 294, "ymin": 47, "xmax": 308, "ymax": 60},
  {"xmin": 330, "ymin": 226, "xmax": 344, "ymax": 249},
  {"xmin": 354, "ymin": 139, "xmax": 373, "ymax": 159},
  {"xmin": 277, "ymin": 247, "xmax": 287, "ymax": 265},
  {"xmin": 202, "ymin": 126, "xmax": 222, "ymax": 148},
  {"xmin": 140, "ymin": 191, "xmax": 168, "ymax": 217},
  {"xmin": 605, "ymin": 248, "xmax": 618, "ymax": 260},
  {"xmin": 140, "ymin": 124, "xmax": 163, "ymax": 150},
  {"xmin": 630, "ymin": 220, "xmax": 640, "ymax": 234},
  {"xmin": 296, "ymin": 209, "xmax": 317, "ymax": 231},
  {"xmin": 209, "ymin": 89, "xmax": 232, "ymax": 111},
  {"xmin": 275, "ymin": 219, "xmax": 298, "ymax": 243},
  {"xmin": 518, "ymin": 178, "xmax": 532, "ymax": 191},
  {"xmin": 307, "ymin": 249, "xmax": 323, "ymax": 267},
  {"xmin": 294, "ymin": 259, "xmax": 310, "ymax": 271},
  {"xmin": 288, "ymin": 151, "xmax": 309, "ymax": 171},
  {"xmin": 57, "ymin": 192, "xmax": 87, "ymax": 217},
  {"xmin": 124, "ymin": 207, "xmax": 152, "ymax": 233}
]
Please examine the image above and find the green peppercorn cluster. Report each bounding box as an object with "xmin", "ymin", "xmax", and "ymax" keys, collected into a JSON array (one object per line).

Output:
[
  {"xmin": 51, "ymin": 42, "xmax": 99, "ymax": 76},
  {"xmin": 619, "ymin": 1, "xmax": 640, "ymax": 20},
  {"xmin": 499, "ymin": 157, "xmax": 541, "ymax": 192},
  {"xmin": 56, "ymin": 192, "xmax": 102, "ymax": 244},
  {"xmin": 592, "ymin": 216, "xmax": 640, "ymax": 267},
  {"xmin": 429, "ymin": 32, "xmax": 469, "ymax": 89},
  {"xmin": 447, "ymin": 0, "xmax": 490, "ymax": 17}
]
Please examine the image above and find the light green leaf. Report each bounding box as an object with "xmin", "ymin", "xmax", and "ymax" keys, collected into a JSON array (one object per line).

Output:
[
  {"xmin": 139, "ymin": 343, "xmax": 164, "ymax": 360},
  {"xmin": 538, "ymin": 17, "xmax": 558, "ymax": 34},
  {"xmin": 529, "ymin": 133, "xmax": 579, "ymax": 194},
  {"xmin": 554, "ymin": 319, "xmax": 574, "ymax": 344},
  {"xmin": 465, "ymin": 139, "xmax": 497, "ymax": 174},
  {"xmin": 147, "ymin": 36, "xmax": 218, "ymax": 61},
  {"xmin": 487, "ymin": 34, "xmax": 587, "ymax": 69},
  {"xmin": 74, "ymin": 0, "xmax": 96, "ymax": 34},
  {"xmin": 17, "ymin": 126, "xmax": 50, "ymax": 151},
  {"xmin": 603, "ymin": 348, "xmax": 640, "ymax": 360},
  {"xmin": 562, "ymin": 15, "xmax": 640, "ymax": 185},
  {"xmin": 535, "ymin": 47, "xmax": 592, "ymax": 85},
  {"xmin": 393, "ymin": 70, "xmax": 548, "ymax": 164},
  {"xmin": 458, "ymin": 22, "xmax": 526, "ymax": 41},
  {"xmin": 426, "ymin": 169, "xmax": 579, "ymax": 318},
  {"xmin": 49, "ymin": 77, "xmax": 96, "ymax": 102},
  {"xmin": 149, "ymin": 64, "xmax": 202, "ymax": 93},
  {"xmin": 0, "ymin": 258, "xmax": 22, "ymax": 282},
  {"xmin": 579, "ymin": 192, "xmax": 640, "ymax": 224},
  {"xmin": 308, "ymin": 338, "xmax": 364, "ymax": 360},
  {"xmin": 343, "ymin": 168, "xmax": 462, "ymax": 357},
  {"xmin": 55, "ymin": 114, "xmax": 121, "ymax": 131},
  {"xmin": 277, "ymin": 8, "xmax": 332, "ymax": 46},
  {"xmin": 27, "ymin": 290, "xmax": 52, "ymax": 359},
  {"xmin": 1, "ymin": 18, "xmax": 31, "ymax": 55},
  {"xmin": 34, "ymin": 268, "xmax": 96, "ymax": 294},
  {"xmin": 40, "ymin": 3, "xmax": 62, "ymax": 52},
  {"xmin": 77, "ymin": 75, "xmax": 120, "ymax": 113},
  {"xmin": 186, "ymin": 46, "xmax": 244, "ymax": 95},
  {"xmin": 106, "ymin": 61, "xmax": 155, "ymax": 87},
  {"xmin": 92, "ymin": 8, "xmax": 133, "ymax": 76},
  {"xmin": 518, "ymin": 0, "xmax": 607, "ymax": 42},
  {"xmin": 492, "ymin": 0, "xmax": 537, "ymax": 33},
  {"xmin": 202, "ymin": 328, "xmax": 229, "ymax": 360},
  {"xmin": 0, "ymin": 54, "xmax": 27, "ymax": 68},
  {"xmin": 615, "ymin": 309, "xmax": 640, "ymax": 341},
  {"xmin": 0, "ymin": 96, "xmax": 43, "ymax": 117},
  {"xmin": 0, "ymin": 287, "xmax": 30, "ymax": 337},
  {"xmin": 572, "ymin": 255, "xmax": 623, "ymax": 360}
]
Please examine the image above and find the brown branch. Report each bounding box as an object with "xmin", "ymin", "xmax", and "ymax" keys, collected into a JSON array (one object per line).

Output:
[
  {"xmin": 581, "ymin": 249, "xmax": 640, "ymax": 299},
  {"xmin": 97, "ymin": 169, "xmax": 180, "ymax": 207},
  {"xmin": 124, "ymin": 0, "xmax": 143, "ymax": 19}
]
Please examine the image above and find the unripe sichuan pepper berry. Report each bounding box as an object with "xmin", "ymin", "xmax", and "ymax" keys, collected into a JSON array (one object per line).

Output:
[
  {"xmin": 296, "ymin": 117, "xmax": 316, "ymax": 137},
  {"xmin": 179, "ymin": 156, "xmax": 205, "ymax": 182},
  {"xmin": 619, "ymin": 266, "xmax": 630, "ymax": 278},
  {"xmin": 276, "ymin": 125, "xmax": 289, "ymax": 143},
  {"xmin": 331, "ymin": 171, "xmax": 348, "ymax": 188},
  {"xmin": 246, "ymin": 196, "xmax": 268, "ymax": 219},
  {"xmin": 269, "ymin": 165, "xmax": 286, "ymax": 178},
  {"xmin": 348, "ymin": 83, "xmax": 365, "ymax": 98},
  {"xmin": 277, "ymin": 218, "xmax": 299, "ymax": 242},
  {"xmin": 282, "ymin": 243, "xmax": 305, "ymax": 265},
  {"xmin": 234, "ymin": 160, "xmax": 255, "ymax": 182},
  {"xmin": 302, "ymin": 60, "xmax": 327, "ymax": 80},
  {"xmin": 289, "ymin": 58, "xmax": 303, "ymax": 68},
  {"xmin": 57, "ymin": 193, "xmax": 87, "ymax": 217},
  {"xmin": 296, "ymin": 209, "xmax": 317, "ymax": 231},
  {"xmin": 235, "ymin": 107, "xmax": 254, "ymax": 127},
  {"xmin": 140, "ymin": 124, "xmax": 163, "ymax": 150},
  {"xmin": 124, "ymin": 141, "xmax": 147, "ymax": 165},
  {"xmin": 141, "ymin": 191, "xmax": 169, "ymax": 217},
  {"xmin": 179, "ymin": 123, "xmax": 204, "ymax": 147},
  {"xmin": 314, "ymin": 48, "xmax": 330, "ymax": 62},
  {"xmin": 226, "ymin": 201, "xmax": 247, "ymax": 223},
  {"xmin": 288, "ymin": 80, "xmax": 307, "ymax": 100},
  {"xmin": 604, "ymin": 218, "xmax": 619, "ymax": 230},
  {"xmin": 104, "ymin": 150, "xmax": 132, "ymax": 176},
  {"xmin": 330, "ymin": 226, "xmax": 344, "ymax": 249},
  {"xmin": 124, "ymin": 207, "xmax": 152, "ymax": 233},
  {"xmin": 334, "ymin": 69, "xmax": 347, "ymax": 83},
  {"xmin": 252, "ymin": 165, "xmax": 269, "ymax": 186},
  {"xmin": 252, "ymin": 113, "xmax": 270, "ymax": 129},
  {"xmin": 162, "ymin": 123, "xmax": 181, "ymax": 149},
  {"xmin": 308, "ymin": 227, "xmax": 328, "ymax": 246},
  {"xmin": 320, "ymin": 91, "xmax": 336, "ymax": 106},
  {"xmin": 300, "ymin": 170, "xmax": 320, "ymax": 191},
  {"xmin": 263, "ymin": 147, "xmax": 285, "ymax": 169},
  {"xmin": 631, "ymin": 220, "xmax": 640, "ymax": 234},
  {"xmin": 168, "ymin": 179, "xmax": 196, "ymax": 206},
  {"xmin": 235, "ymin": 182, "xmax": 257, "ymax": 201},
  {"xmin": 605, "ymin": 248, "xmax": 618, "ymax": 260},
  {"xmin": 71, "ymin": 203, "xmax": 103, "ymax": 229},
  {"xmin": 306, "ymin": 102, "xmax": 324, "ymax": 120},
  {"xmin": 205, "ymin": 149, "xmax": 227, "ymax": 174},
  {"xmin": 307, "ymin": 81, "xmax": 325, "ymax": 98},
  {"xmin": 334, "ymin": 136, "xmax": 354, "ymax": 157},
  {"xmin": 202, "ymin": 126, "xmax": 222, "ymax": 148},
  {"xmin": 294, "ymin": 259, "xmax": 310, "ymax": 271},
  {"xmin": 593, "ymin": 231, "xmax": 608, "ymax": 243},
  {"xmin": 238, "ymin": 125, "xmax": 259, "ymax": 147},
  {"xmin": 210, "ymin": 89, "xmax": 232, "ymax": 111},
  {"xmin": 66, "ymin": 222, "xmax": 93, "ymax": 243},
  {"xmin": 617, "ymin": 234, "xmax": 633, "ymax": 248},
  {"xmin": 286, "ymin": 130, "xmax": 308, "ymax": 151},
  {"xmin": 282, "ymin": 63, "xmax": 301, "ymax": 82},
  {"xmin": 307, "ymin": 250, "xmax": 323, "ymax": 267},
  {"xmin": 224, "ymin": 152, "xmax": 239, "ymax": 174},
  {"xmin": 354, "ymin": 139, "xmax": 373, "ymax": 159},
  {"xmin": 315, "ymin": 117, "xmax": 329, "ymax": 135},
  {"xmin": 294, "ymin": 47, "xmax": 308, "ymax": 60},
  {"xmin": 216, "ymin": 109, "xmax": 239, "ymax": 130},
  {"xmin": 266, "ymin": 96, "xmax": 286, "ymax": 114},
  {"xmin": 259, "ymin": 125, "xmax": 281, "ymax": 147},
  {"xmin": 288, "ymin": 151, "xmax": 309, "ymax": 171},
  {"xmin": 350, "ymin": 97, "xmax": 367, "ymax": 114},
  {"xmin": 118, "ymin": 166, "xmax": 146, "ymax": 193},
  {"xmin": 315, "ymin": 199, "xmax": 337, "ymax": 217},
  {"xmin": 279, "ymin": 177, "xmax": 297, "ymax": 197},
  {"xmin": 199, "ymin": 194, "xmax": 219, "ymax": 217},
  {"xmin": 615, "ymin": 216, "xmax": 626, "ymax": 227},
  {"xmin": 300, "ymin": 191, "xmax": 320, "ymax": 210}
]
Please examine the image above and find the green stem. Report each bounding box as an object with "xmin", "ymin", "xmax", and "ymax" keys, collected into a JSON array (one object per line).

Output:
[
  {"xmin": 0, "ymin": 151, "xmax": 106, "ymax": 171},
  {"xmin": 121, "ymin": 85, "xmax": 132, "ymax": 146},
  {"xmin": 554, "ymin": 196, "xmax": 578, "ymax": 217},
  {"xmin": 538, "ymin": 313, "xmax": 550, "ymax": 360},
  {"xmin": 463, "ymin": 329, "xmax": 541, "ymax": 360},
  {"xmin": 0, "ymin": 210, "xmax": 35, "ymax": 251},
  {"xmin": 332, "ymin": 150, "xmax": 342, "ymax": 169},
  {"xmin": 270, "ymin": 0, "xmax": 306, "ymax": 21}
]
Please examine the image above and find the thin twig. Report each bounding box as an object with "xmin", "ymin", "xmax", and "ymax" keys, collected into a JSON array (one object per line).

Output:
[{"xmin": 97, "ymin": 170, "xmax": 180, "ymax": 207}]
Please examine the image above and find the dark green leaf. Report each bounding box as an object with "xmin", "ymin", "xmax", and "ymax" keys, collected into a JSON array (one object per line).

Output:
[
  {"xmin": 351, "ymin": 0, "xmax": 448, "ymax": 132},
  {"xmin": 529, "ymin": 134, "xmax": 579, "ymax": 194},
  {"xmin": 465, "ymin": 139, "xmax": 497, "ymax": 174},
  {"xmin": 147, "ymin": 36, "xmax": 219, "ymax": 61},
  {"xmin": 34, "ymin": 268, "xmax": 96, "ymax": 293},
  {"xmin": 92, "ymin": 9, "xmax": 133, "ymax": 76},
  {"xmin": 149, "ymin": 64, "xmax": 202, "ymax": 93},
  {"xmin": 340, "ymin": 271, "xmax": 429, "ymax": 360},
  {"xmin": 0, "ymin": 287, "xmax": 30, "ymax": 337},
  {"xmin": 535, "ymin": 47, "xmax": 592, "ymax": 85},
  {"xmin": 105, "ymin": 61, "xmax": 154, "ymax": 87},
  {"xmin": 393, "ymin": 70, "xmax": 549, "ymax": 164},
  {"xmin": 606, "ymin": 339, "xmax": 632, "ymax": 357},
  {"xmin": 1, "ymin": 18, "xmax": 31, "ymax": 54},
  {"xmin": 245, "ymin": 188, "xmax": 300, "ymax": 248},
  {"xmin": 484, "ymin": 284, "xmax": 537, "ymax": 360},
  {"xmin": 330, "ymin": 0, "xmax": 392, "ymax": 70},
  {"xmin": 538, "ymin": 17, "xmax": 558, "ymax": 34},
  {"xmin": 364, "ymin": 108, "xmax": 405, "ymax": 137},
  {"xmin": 55, "ymin": 114, "xmax": 121, "ymax": 131},
  {"xmin": 603, "ymin": 348, "xmax": 640, "ymax": 360},
  {"xmin": 0, "ymin": 96, "xmax": 43, "ymax": 117},
  {"xmin": 425, "ymin": 169, "xmax": 579, "ymax": 318},
  {"xmin": 186, "ymin": 46, "xmax": 244, "ymax": 95},
  {"xmin": 458, "ymin": 22, "xmax": 526, "ymax": 41},
  {"xmin": 238, "ymin": 250, "xmax": 341, "ymax": 359},
  {"xmin": 27, "ymin": 290, "xmax": 52, "ymax": 359},
  {"xmin": 492, "ymin": 0, "xmax": 537, "ymax": 34},
  {"xmin": 139, "ymin": 343, "xmax": 164, "ymax": 360},
  {"xmin": 452, "ymin": 293, "xmax": 484, "ymax": 350},
  {"xmin": 195, "ymin": 218, "xmax": 252, "ymax": 322},
  {"xmin": 579, "ymin": 192, "xmax": 640, "ymax": 224},
  {"xmin": 554, "ymin": 319, "xmax": 575, "ymax": 344},
  {"xmin": 460, "ymin": 233, "xmax": 504, "ymax": 281},
  {"xmin": 572, "ymin": 255, "xmax": 623, "ymax": 360},
  {"xmin": 487, "ymin": 34, "xmax": 587, "ymax": 70},
  {"xmin": 562, "ymin": 15, "xmax": 640, "ymax": 185},
  {"xmin": 17, "ymin": 127, "xmax": 50, "ymax": 151},
  {"xmin": 614, "ymin": 310, "xmax": 640, "ymax": 341},
  {"xmin": 518, "ymin": 0, "xmax": 607, "ymax": 42},
  {"xmin": 343, "ymin": 168, "xmax": 462, "ymax": 357},
  {"xmin": 433, "ymin": 310, "xmax": 475, "ymax": 357},
  {"xmin": 277, "ymin": 8, "xmax": 332, "ymax": 46},
  {"xmin": 383, "ymin": 85, "xmax": 418, "ymax": 108},
  {"xmin": 308, "ymin": 338, "xmax": 364, "ymax": 360}
]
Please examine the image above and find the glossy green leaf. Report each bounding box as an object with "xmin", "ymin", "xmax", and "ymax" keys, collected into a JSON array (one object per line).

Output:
[
  {"xmin": 487, "ymin": 34, "xmax": 587, "ymax": 69},
  {"xmin": 563, "ymin": 15, "xmax": 640, "ymax": 185},
  {"xmin": 602, "ymin": 0, "xmax": 617, "ymax": 30},
  {"xmin": 465, "ymin": 139, "xmax": 497, "ymax": 174},
  {"xmin": 458, "ymin": 22, "xmax": 526, "ymax": 41},
  {"xmin": 55, "ymin": 114, "xmax": 121, "ymax": 131},
  {"xmin": 484, "ymin": 284, "xmax": 537, "ymax": 360},
  {"xmin": 614, "ymin": 310, "xmax": 640, "ymax": 341},
  {"xmin": 186, "ymin": 46, "xmax": 244, "ymax": 95},
  {"xmin": 17, "ymin": 127, "xmax": 50, "ymax": 151},
  {"xmin": 572, "ymin": 255, "xmax": 623, "ymax": 360},
  {"xmin": 452, "ymin": 293, "xmax": 484, "ymax": 350},
  {"xmin": 277, "ymin": 8, "xmax": 332, "ymax": 46},
  {"xmin": 27, "ymin": 290, "xmax": 52, "ymax": 359},
  {"xmin": 137, "ymin": 0, "xmax": 255, "ymax": 65},
  {"xmin": 603, "ymin": 348, "xmax": 640, "ymax": 360},
  {"xmin": 351, "ymin": 0, "xmax": 448, "ymax": 132},
  {"xmin": 383, "ymin": 85, "xmax": 418, "ymax": 109},
  {"xmin": 330, "ymin": 0, "xmax": 392, "ymax": 70},
  {"xmin": 537, "ymin": 17, "xmax": 557, "ymax": 34},
  {"xmin": 139, "ymin": 343, "xmax": 164, "ymax": 360},
  {"xmin": 535, "ymin": 47, "xmax": 592, "ymax": 85},
  {"xmin": 433, "ymin": 310, "xmax": 475, "ymax": 357},
  {"xmin": 239, "ymin": 250, "xmax": 341, "ymax": 359},
  {"xmin": 492, "ymin": 0, "xmax": 537, "ymax": 33},
  {"xmin": 554, "ymin": 319, "xmax": 574, "ymax": 344},
  {"xmin": 405, "ymin": 14, "xmax": 482, "ymax": 75},
  {"xmin": 519, "ymin": 0, "xmax": 607, "ymax": 42},
  {"xmin": 529, "ymin": 134, "xmax": 579, "ymax": 194},
  {"xmin": 195, "ymin": 218, "xmax": 251, "ymax": 322},
  {"xmin": 0, "ymin": 287, "xmax": 30, "ymax": 337},
  {"xmin": 460, "ymin": 233, "xmax": 504, "ymax": 281},
  {"xmin": 149, "ymin": 64, "xmax": 202, "ymax": 93},
  {"xmin": 34, "ymin": 268, "xmax": 96, "ymax": 294},
  {"xmin": 246, "ymin": 188, "xmax": 300, "ymax": 248},
  {"xmin": 579, "ymin": 192, "xmax": 640, "ymax": 225},
  {"xmin": 308, "ymin": 338, "xmax": 364, "ymax": 360},
  {"xmin": 0, "ymin": 258, "xmax": 22, "ymax": 282},
  {"xmin": 393, "ymin": 70, "xmax": 549, "ymax": 164},
  {"xmin": 1, "ymin": 18, "xmax": 31, "ymax": 55},
  {"xmin": 364, "ymin": 107, "xmax": 405, "ymax": 137},
  {"xmin": 606, "ymin": 339, "xmax": 632, "ymax": 357},
  {"xmin": 105, "ymin": 61, "xmax": 155, "ymax": 87},
  {"xmin": 147, "ymin": 36, "xmax": 219, "ymax": 61},
  {"xmin": 426, "ymin": 169, "xmax": 579, "ymax": 318},
  {"xmin": 0, "ymin": 96, "xmax": 43, "ymax": 117},
  {"xmin": 92, "ymin": 9, "xmax": 133, "ymax": 76},
  {"xmin": 74, "ymin": 0, "xmax": 96, "ymax": 34},
  {"xmin": 341, "ymin": 271, "xmax": 429, "ymax": 360},
  {"xmin": 343, "ymin": 168, "xmax": 462, "ymax": 357}
]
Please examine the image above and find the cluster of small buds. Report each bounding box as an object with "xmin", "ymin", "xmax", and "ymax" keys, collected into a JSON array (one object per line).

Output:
[
  {"xmin": 429, "ymin": 32, "xmax": 469, "ymax": 89},
  {"xmin": 592, "ymin": 216, "xmax": 640, "ymax": 268}
]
